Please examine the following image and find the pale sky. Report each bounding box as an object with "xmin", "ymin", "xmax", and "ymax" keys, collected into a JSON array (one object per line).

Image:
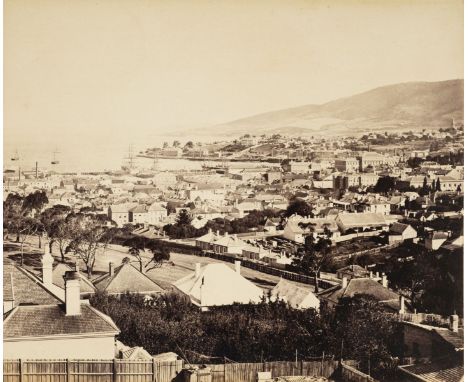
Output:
[{"xmin": 4, "ymin": 0, "xmax": 464, "ymax": 143}]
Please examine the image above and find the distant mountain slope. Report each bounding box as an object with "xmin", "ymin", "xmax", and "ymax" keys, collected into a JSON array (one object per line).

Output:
[{"xmin": 209, "ymin": 79, "xmax": 463, "ymax": 137}]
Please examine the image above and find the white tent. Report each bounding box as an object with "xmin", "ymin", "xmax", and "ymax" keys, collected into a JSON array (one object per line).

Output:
[{"xmin": 173, "ymin": 262, "xmax": 264, "ymax": 308}]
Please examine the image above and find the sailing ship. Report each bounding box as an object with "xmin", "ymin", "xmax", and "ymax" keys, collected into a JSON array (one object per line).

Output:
[
  {"xmin": 10, "ymin": 149, "xmax": 19, "ymax": 161},
  {"xmin": 121, "ymin": 145, "xmax": 136, "ymax": 172},
  {"xmin": 51, "ymin": 149, "xmax": 60, "ymax": 165}
]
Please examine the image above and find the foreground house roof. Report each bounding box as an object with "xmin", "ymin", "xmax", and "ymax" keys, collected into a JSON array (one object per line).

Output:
[
  {"xmin": 93, "ymin": 263, "xmax": 165, "ymax": 295},
  {"xmin": 4, "ymin": 303, "xmax": 119, "ymax": 339},
  {"xmin": 52, "ymin": 263, "xmax": 97, "ymax": 294},
  {"xmin": 3, "ymin": 262, "xmax": 63, "ymax": 306}
]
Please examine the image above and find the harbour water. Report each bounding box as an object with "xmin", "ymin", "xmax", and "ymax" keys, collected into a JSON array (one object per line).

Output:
[{"xmin": 4, "ymin": 132, "xmax": 276, "ymax": 174}]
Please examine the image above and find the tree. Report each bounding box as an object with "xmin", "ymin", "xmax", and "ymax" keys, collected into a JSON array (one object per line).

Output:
[
  {"xmin": 4, "ymin": 193, "xmax": 25, "ymax": 241},
  {"xmin": 420, "ymin": 176, "xmax": 430, "ymax": 196},
  {"xmin": 374, "ymin": 176, "xmax": 396, "ymax": 194},
  {"xmin": 285, "ymin": 199, "xmax": 313, "ymax": 218},
  {"xmin": 124, "ymin": 236, "xmax": 147, "ymax": 272},
  {"xmin": 176, "ymin": 209, "xmax": 192, "ymax": 226},
  {"xmin": 435, "ymin": 177, "xmax": 441, "ymax": 192},
  {"xmin": 66, "ymin": 213, "xmax": 113, "ymax": 278},
  {"xmin": 4, "ymin": 193, "xmax": 42, "ymax": 265},
  {"xmin": 184, "ymin": 141, "xmax": 194, "ymax": 149},
  {"xmin": 332, "ymin": 295, "xmax": 399, "ymax": 379},
  {"xmin": 163, "ymin": 142, "xmax": 169, "ymax": 148},
  {"xmin": 293, "ymin": 229, "xmax": 333, "ymax": 293},
  {"xmin": 17, "ymin": 216, "xmax": 41, "ymax": 266},
  {"xmin": 22, "ymin": 190, "xmax": 49, "ymax": 216},
  {"xmin": 145, "ymin": 242, "xmax": 171, "ymax": 271},
  {"xmin": 40, "ymin": 205, "xmax": 72, "ymax": 261},
  {"xmin": 172, "ymin": 140, "xmax": 181, "ymax": 148}
]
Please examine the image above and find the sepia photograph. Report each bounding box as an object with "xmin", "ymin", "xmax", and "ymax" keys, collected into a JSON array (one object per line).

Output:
[{"xmin": 3, "ymin": 1, "xmax": 464, "ymax": 381}]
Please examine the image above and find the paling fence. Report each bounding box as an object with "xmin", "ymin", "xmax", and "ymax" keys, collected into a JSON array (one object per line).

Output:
[
  {"xmin": 3, "ymin": 359, "xmax": 365, "ymax": 382},
  {"xmin": 3, "ymin": 360, "xmax": 183, "ymax": 382}
]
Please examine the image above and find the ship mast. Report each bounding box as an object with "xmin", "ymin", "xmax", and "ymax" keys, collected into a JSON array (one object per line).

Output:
[
  {"xmin": 151, "ymin": 151, "xmax": 159, "ymax": 171},
  {"xmin": 124, "ymin": 144, "xmax": 135, "ymax": 170}
]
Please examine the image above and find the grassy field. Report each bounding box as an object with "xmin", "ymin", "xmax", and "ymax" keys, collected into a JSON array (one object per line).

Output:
[{"xmin": 4, "ymin": 236, "xmax": 312, "ymax": 293}]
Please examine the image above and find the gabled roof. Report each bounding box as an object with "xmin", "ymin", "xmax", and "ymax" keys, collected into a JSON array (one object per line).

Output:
[
  {"xmin": 121, "ymin": 347, "xmax": 153, "ymax": 360},
  {"xmin": 4, "ymin": 304, "xmax": 119, "ymax": 339},
  {"xmin": 173, "ymin": 263, "xmax": 263, "ymax": 307},
  {"xmin": 129, "ymin": 205, "xmax": 147, "ymax": 213},
  {"xmin": 271, "ymin": 279, "xmax": 319, "ymax": 308},
  {"xmin": 52, "ymin": 263, "xmax": 96, "ymax": 294},
  {"xmin": 390, "ymin": 222, "xmax": 414, "ymax": 235},
  {"xmin": 93, "ymin": 263, "xmax": 164, "ymax": 295},
  {"xmin": 319, "ymin": 278, "xmax": 400, "ymax": 310},
  {"xmin": 399, "ymin": 356, "xmax": 463, "ymax": 382},
  {"xmin": 148, "ymin": 202, "xmax": 167, "ymax": 212},
  {"xmin": 213, "ymin": 234, "xmax": 247, "ymax": 248},
  {"xmin": 434, "ymin": 328, "xmax": 464, "ymax": 351},
  {"xmin": 196, "ymin": 230, "xmax": 219, "ymax": 243},
  {"xmin": 336, "ymin": 265, "xmax": 368, "ymax": 278},
  {"xmin": 430, "ymin": 231, "xmax": 449, "ymax": 240},
  {"xmin": 3, "ymin": 263, "xmax": 63, "ymax": 306},
  {"xmin": 337, "ymin": 213, "xmax": 388, "ymax": 229}
]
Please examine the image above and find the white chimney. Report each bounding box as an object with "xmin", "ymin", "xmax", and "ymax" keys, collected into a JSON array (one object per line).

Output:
[
  {"xmin": 109, "ymin": 262, "xmax": 115, "ymax": 277},
  {"xmin": 341, "ymin": 276, "xmax": 348, "ymax": 289},
  {"xmin": 63, "ymin": 270, "xmax": 81, "ymax": 316},
  {"xmin": 399, "ymin": 296, "xmax": 405, "ymax": 314},
  {"xmin": 41, "ymin": 244, "xmax": 54, "ymax": 286},
  {"xmin": 195, "ymin": 263, "xmax": 201, "ymax": 277},
  {"xmin": 369, "ymin": 270, "xmax": 373, "ymax": 279},
  {"xmin": 234, "ymin": 260, "xmax": 241, "ymax": 274},
  {"xmin": 450, "ymin": 314, "xmax": 459, "ymax": 333},
  {"xmin": 381, "ymin": 273, "xmax": 388, "ymax": 288}
]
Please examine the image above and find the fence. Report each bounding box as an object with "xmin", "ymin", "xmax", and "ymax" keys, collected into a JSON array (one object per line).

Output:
[
  {"xmin": 395, "ymin": 312, "xmax": 463, "ymax": 327},
  {"xmin": 3, "ymin": 359, "xmax": 353, "ymax": 382},
  {"xmin": 204, "ymin": 360, "xmax": 342, "ymax": 382},
  {"xmin": 3, "ymin": 360, "xmax": 183, "ymax": 382},
  {"xmin": 340, "ymin": 362, "xmax": 376, "ymax": 382},
  {"xmin": 201, "ymin": 251, "xmax": 337, "ymax": 290}
]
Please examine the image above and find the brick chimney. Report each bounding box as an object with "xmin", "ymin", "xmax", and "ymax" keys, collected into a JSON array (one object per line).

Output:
[
  {"xmin": 63, "ymin": 270, "xmax": 81, "ymax": 316},
  {"xmin": 109, "ymin": 262, "xmax": 115, "ymax": 277},
  {"xmin": 381, "ymin": 273, "xmax": 388, "ymax": 288},
  {"xmin": 234, "ymin": 260, "xmax": 241, "ymax": 274},
  {"xmin": 41, "ymin": 244, "xmax": 54, "ymax": 286},
  {"xmin": 450, "ymin": 314, "xmax": 459, "ymax": 333},
  {"xmin": 341, "ymin": 277, "xmax": 348, "ymax": 289},
  {"xmin": 399, "ymin": 296, "xmax": 405, "ymax": 314}
]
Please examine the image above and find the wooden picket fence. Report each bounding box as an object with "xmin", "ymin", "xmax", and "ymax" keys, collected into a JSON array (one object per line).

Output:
[{"xmin": 2, "ymin": 359, "xmax": 363, "ymax": 382}]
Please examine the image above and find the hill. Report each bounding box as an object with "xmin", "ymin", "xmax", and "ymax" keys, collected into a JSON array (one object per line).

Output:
[{"xmin": 206, "ymin": 79, "xmax": 463, "ymax": 137}]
